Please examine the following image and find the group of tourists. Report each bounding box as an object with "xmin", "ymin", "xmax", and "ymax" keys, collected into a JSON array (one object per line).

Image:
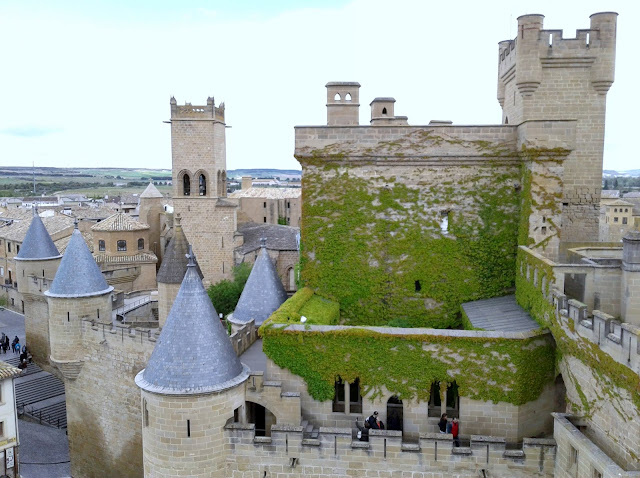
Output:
[
  {"xmin": 356, "ymin": 410, "xmax": 461, "ymax": 445},
  {"xmin": 438, "ymin": 412, "xmax": 460, "ymax": 446},
  {"xmin": 0, "ymin": 333, "xmax": 31, "ymax": 371}
]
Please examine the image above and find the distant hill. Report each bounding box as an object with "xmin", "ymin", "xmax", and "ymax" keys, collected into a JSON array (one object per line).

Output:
[
  {"xmin": 603, "ymin": 169, "xmax": 640, "ymax": 177},
  {"xmin": 0, "ymin": 166, "xmax": 301, "ymax": 181}
]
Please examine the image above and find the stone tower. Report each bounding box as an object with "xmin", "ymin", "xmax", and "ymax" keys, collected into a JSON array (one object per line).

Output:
[
  {"xmin": 138, "ymin": 181, "xmax": 164, "ymax": 264},
  {"xmin": 44, "ymin": 225, "xmax": 115, "ymax": 477},
  {"xmin": 621, "ymin": 230, "xmax": 640, "ymax": 326},
  {"xmin": 156, "ymin": 214, "xmax": 202, "ymax": 328},
  {"xmin": 14, "ymin": 208, "xmax": 62, "ymax": 367},
  {"xmin": 497, "ymin": 12, "xmax": 617, "ymax": 243},
  {"xmin": 169, "ymin": 96, "xmax": 238, "ymax": 286},
  {"xmin": 136, "ymin": 247, "xmax": 249, "ymax": 477}
]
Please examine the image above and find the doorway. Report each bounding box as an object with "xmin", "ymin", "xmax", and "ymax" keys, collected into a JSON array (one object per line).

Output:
[{"xmin": 387, "ymin": 396, "xmax": 403, "ymax": 432}]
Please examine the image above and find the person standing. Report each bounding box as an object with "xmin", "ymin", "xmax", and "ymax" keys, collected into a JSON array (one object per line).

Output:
[
  {"xmin": 438, "ymin": 413, "xmax": 448, "ymax": 433},
  {"xmin": 451, "ymin": 418, "xmax": 460, "ymax": 446}
]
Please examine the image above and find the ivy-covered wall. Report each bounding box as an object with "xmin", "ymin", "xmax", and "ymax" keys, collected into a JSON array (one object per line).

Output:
[
  {"xmin": 515, "ymin": 246, "xmax": 640, "ymax": 464},
  {"xmin": 299, "ymin": 157, "xmax": 522, "ymax": 327},
  {"xmin": 260, "ymin": 322, "xmax": 555, "ymax": 406}
]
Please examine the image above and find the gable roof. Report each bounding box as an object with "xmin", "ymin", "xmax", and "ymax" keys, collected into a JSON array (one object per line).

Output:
[{"xmin": 91, "ymin": 212, "xmax": 149, "ymax": 232}]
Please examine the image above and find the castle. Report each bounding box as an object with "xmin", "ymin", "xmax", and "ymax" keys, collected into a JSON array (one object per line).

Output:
[{"xmin": 13, "ymin": 12, "xmax": 640, "ymax": 478}]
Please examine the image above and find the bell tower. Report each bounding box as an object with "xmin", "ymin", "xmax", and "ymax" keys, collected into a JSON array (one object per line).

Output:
[{"xmin": 169, "ymin": 97, "xmax": 237, "ymax": 285}]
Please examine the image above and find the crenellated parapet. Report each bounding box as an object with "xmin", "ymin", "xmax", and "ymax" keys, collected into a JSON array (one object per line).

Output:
[
  {"xmin": 224, "ymin": 423, "xmax": 557, "ymax": 477},
  {"xmin": 169, "ymin": 96, "xmax": 225, "ymax": 122},
  {"xmin": 498, "ymin": 12, "xmax": 617, "ymax": 101}
]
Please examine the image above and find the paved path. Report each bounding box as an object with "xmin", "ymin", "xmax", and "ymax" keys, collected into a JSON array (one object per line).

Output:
[
  {"xmin": 0, "ymin": 308, "xmax": 27, "ymax": 351},
  {"xmin": 240, "ymin": 338, "xmax": 266, "ymax": 372},
  {"xmin": 461, "ymin": 295, "xmax": 540, "ymax": 332},
  {"xmin": 18, "ymin": 419, "xmax": 70, "ymax": 478}
]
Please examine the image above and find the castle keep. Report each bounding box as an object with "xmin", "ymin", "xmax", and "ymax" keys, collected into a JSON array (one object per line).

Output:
[{"xmin": 15, "ymin": 11, "xmax": 640, "ymax": 478}]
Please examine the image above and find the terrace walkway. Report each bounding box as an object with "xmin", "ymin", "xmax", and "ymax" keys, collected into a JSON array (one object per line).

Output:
[{"xmin": 461, "ymin": 295, "xmax": 540, "ymax": 332}]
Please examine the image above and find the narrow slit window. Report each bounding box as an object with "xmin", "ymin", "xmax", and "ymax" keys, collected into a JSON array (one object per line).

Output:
[
  {"xmin": 415, "ymin": 280, "xmax": 421, "ymax": 292},
  {"xmin": 187, "ymin": 419, "xmax": 191, "ymax": 437},
  {"xmin": 67, "ymin": 312, "xmax": 70, "ymax": 322},
  {"xmin": 97, "ymin": 309, "xmax": 100, "ymax": 319}
]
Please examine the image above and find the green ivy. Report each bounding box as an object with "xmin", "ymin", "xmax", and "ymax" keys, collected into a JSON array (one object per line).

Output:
[
  {"xmin": 299, "ymin": 161, "xmax": 521, "ymax": 327},
  {"xmin": 515, "ymin": 248, "xmax": 640, "ymax": 412},
  {"xmin": 260, "ymin": 323, "xmax": 555, "ymax": 405}
]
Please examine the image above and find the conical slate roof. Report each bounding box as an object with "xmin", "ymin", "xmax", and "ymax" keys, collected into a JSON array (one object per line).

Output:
[
  {"xmin": 140, "ymin": 182, "xmax": 163, "ymax": 199},
  {"xmin": 157, "ymin": 216, "xmax": 202, "ymax": 283},
  {"xmin": 232, "ymin": 240, "xmax": 288, "ymax": 325},
  {"xmin": 46, "ymin": 227, "xmax": 113, "ymax": 298},
  {"xmin": 15, "ymin": 209, "xmax": 61, "ymax": 261},
  {"xmin": 137, "ymin": 248, "xmax": 248, "ymax": 394}
]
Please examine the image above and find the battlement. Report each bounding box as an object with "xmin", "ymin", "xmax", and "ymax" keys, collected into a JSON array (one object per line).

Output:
[
  {"xmin": 224, "ymin": 422, "xmax": 556, "ymax": 476},
  {"xmin": 169, "ymin": 96, "xmax": 225, "ymax": 122},
  {"xmin": 516, "ymin": 246, "xmax": 640, "ymax": 376},
  {"xmin": 498, "ymin": 13, "xmax": 617, "ymax": 96}
]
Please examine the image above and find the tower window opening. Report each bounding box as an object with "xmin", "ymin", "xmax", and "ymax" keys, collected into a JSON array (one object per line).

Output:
[
  {"xmin": 138, "ymin": 238, "xmax": 144, "ymax": 250},
  {"xmin": 99, "ymin": 240, "xmax": 105, "ymax": 251},
  {"xmin": 117, "ymin": 240, "xmax": 127, "ymax": 252},
  {"xmin": 183, "ymin": 174, "xmax": 191, "ymax": 196},
  {"xmin": 97, "ymin": 309, "xmax": 100, "ymax": 319},
  {"xmin": 334, "ymin": 93, "xmax": 341, "ymax": 101},
  {"xmin": 586, "ymin": 32, "xmax": 590, "ymax": 46},
  {"xmin": 43, "ymin": 269, "xmax": 45, "ymax": 277},
  {"xmin": 264, "ymin": 202, "xmax": 267, "ymax": 208},
  {"xmin": 541, "ymin": 226, "xmax": 547, "ymax": 235},
  {"xmin": 548, "ymin": 33, "xmax": 553, "ymax": 47},
  {"xmin": 187, "ymin": 419, "xmax": 191, "ymax": 437},
  {"xmin": 143, "ymin": 399, "xmax": 149, "ymax": 427},
  {"xmin": 382, "ymin": 107, "xmax": 387, "ymax": 115},
  {"xmin": 440, "ymin": 211, "xmax": 450, "ymax": 234},
  {"xmin": 345, "ymin": 92, "xmax": 352, "ymax": 101},
  {"xmin": 199, "ymin": 174, "xmax": 207, "ymax": 196},
  {"xmin": 504, "ymin": 116, "xmax": 509, "ymax": 125},
  {"xmin": 415, "ymin": 280, "xmax": 421, "ymax": 292},
  {"xmin": 67, "ymin": 312, "xmax": 70, "ymax": 322}
]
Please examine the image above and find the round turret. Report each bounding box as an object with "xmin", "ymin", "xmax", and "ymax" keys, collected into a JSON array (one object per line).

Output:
[
  {"xmin": 45, "ymin": 226, "xmax": 113, "ymax": 378},
  {"xmin": 136, "ymin": 246, "xmax": 248, "ymax": 477}
]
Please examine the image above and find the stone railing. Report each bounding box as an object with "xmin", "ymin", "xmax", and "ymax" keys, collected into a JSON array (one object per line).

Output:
[
  {"xmin": 230, "ymin": 319, "xmax": 258, "ymax": 356},
  {"xmin": 517, "ymin": 246, "xmax": 639, "ymax": 376},
  {"xmin": 553, "ymin": 413, "xmax": 640, "ymax": 478},
  {"xmin": 225, "ymin": 423, "xmax": 556, "ymax": 477},
  {"xmin": 553, "ymin": 292, "xmax": 640, "ymax": 374}
]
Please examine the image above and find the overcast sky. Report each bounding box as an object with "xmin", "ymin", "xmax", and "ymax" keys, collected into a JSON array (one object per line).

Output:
[{"xmin": 1, "ymin": 0, "xmax": 638, "ymax": 172}]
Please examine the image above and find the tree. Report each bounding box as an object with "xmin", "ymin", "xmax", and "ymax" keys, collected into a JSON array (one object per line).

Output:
[
  {"xmin": 206, "ymin": 263, "xmax": 252, "ymax": 316},
  {"xmin": 613, "ymin": 178, "xmax": 619, "ymax": 189}
]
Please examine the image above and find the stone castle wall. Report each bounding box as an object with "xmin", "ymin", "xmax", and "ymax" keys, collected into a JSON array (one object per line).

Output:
[
  {"xmin": 173, "ymin": 199, "xmax": 236, "ymax": 286},
  {"xmin": 224, "ymin": 424, "xmax": 557, "ymax": 478},
  {"xmin": 64, "ymin": 320, "xmax": 157, "ymax": 478},
  {"xmin": 141, "ymin": 384, "xmax": 245, "ymax": 478}
]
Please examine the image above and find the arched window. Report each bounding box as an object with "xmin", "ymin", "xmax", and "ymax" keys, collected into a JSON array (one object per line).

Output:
[
  {"xmin": 199, "ymin": 174, "xmax": 207, "ymax": 196},
  {"xmin": 382, "ymin": 107, "xmax": 388, "ymax": 115},
  {"xmin": 117, "ymin": 240, "xmax": 127, "ymax": 252},
  {"xmin": 183, "ymin": 174, "xmax": 191, "ymax": 196},
  {"xmin": 221, "ymin": 171, "xmax": 227, "ymax": 197},
  {"xmin": 98, "ymin": 240, "xmax": 105, "ymax": 252},
  {"xmin": 288, "ymin": 267, "xmax": 295, "ymax": 290},
  {"xmin": 138, "ymin": 238, "xmax": 144, "ymax": 250}
]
